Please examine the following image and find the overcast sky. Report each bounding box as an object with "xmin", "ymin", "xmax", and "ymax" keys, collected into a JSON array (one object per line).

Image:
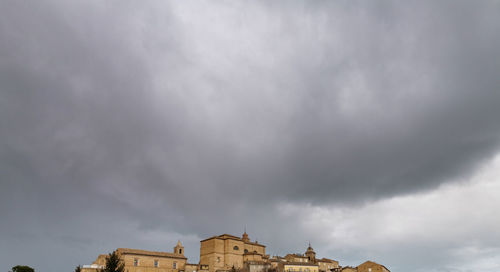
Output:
[{"xmin": 1, "ymin": 1, "xmax": 500, "ymax": 272}]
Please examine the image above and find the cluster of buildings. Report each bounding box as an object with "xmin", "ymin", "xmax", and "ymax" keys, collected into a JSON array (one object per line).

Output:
[{"xmin": 81, "ymin": 232, "xmax": 389, "ymax": 272}]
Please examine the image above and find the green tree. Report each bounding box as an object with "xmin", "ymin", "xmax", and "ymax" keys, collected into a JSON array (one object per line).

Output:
[
  {"xmin": 75, "ymin": 265, "xmax": 82, "ymax": 272},
  {"xmin": 101, "ymin": 250, "xmax": 124, "ymax": 272},
  {"xmin": 11, "ymin": 265, "xmax": 35, "ymax": 272}
]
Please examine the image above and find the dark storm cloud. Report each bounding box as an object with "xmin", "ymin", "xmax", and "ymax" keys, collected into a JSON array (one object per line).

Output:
[{"xmin": 1, "ymin": 1, "xmax": 500, "ymax": 272}]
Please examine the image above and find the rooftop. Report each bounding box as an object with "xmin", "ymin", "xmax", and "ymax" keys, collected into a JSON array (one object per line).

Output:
[{"xmin": 116, "ymin": 248, "xmax": 187, "ymax": 259}]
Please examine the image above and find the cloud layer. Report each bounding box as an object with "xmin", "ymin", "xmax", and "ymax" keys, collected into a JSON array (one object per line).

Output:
[{"xmin": 1, "ymin": 1, "xmax": 500, "ymax": 272}]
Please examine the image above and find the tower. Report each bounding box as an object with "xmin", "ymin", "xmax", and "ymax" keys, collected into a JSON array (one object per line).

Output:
[
  {"xmin": 242, "ymin": 231, "xmax": 250, "ymax": 243},
  {"xmin": 174, "ymin": 240, "xmax": 184, "ymax": 256},
  {"xmin": 305, "ymin": 243, "xmax": 316, "ymax": 263}
]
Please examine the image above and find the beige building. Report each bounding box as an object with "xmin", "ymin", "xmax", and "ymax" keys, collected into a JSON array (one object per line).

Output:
[
  {"xmin": 279, "ymin": 244, "xmax": 338, "ymax": 272},
  {"xmin": 245, "ymin": 261, "xmax": 271, "ymax": 272},
  {"xmin": 82, "ymin": 241, "xmax": 187, "ymax": 272},
  {"xmin": 284, "ymin": 254, "xmax": 309, "ymax": 263},
  {"xmin": 277, "ymin": 263, "xmax": 318, "ymax": 272},
  {"xmin": 199, "ymin": 233, "xmax": 266, "ymax": 272},
  {"xmin": 316, "ymin": 258, "xmax": 339, "ymax": 272},
  {"xmin": 80, "ymin": 233, "xmax": 388, "ymax": 272},
  {"xmin": 269, "ymin": 256, "xmax": 286, "ymax": 269},
  {"xmin": 356, "ymin": 261, "xmax": 389, "ymax": 272}
]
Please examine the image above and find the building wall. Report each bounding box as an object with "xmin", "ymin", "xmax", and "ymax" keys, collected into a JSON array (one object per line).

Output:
[
  {"xmin": 200, "ymin": 238, "xmax": 227, "ymax": 272},
  {"xmin": 243, "ymin": 243, "xmax": 265, "ymax": 255},
  {"xmin": 318, "ymin": 261, "xmax": 339, "ymax": 271},
  {"xmin": 271, "ymin": 261, "xmax": 281, "ymax": 269},
  {"xmin": 200, "ymin": 235, "xmax": 266, "ymax": 272},
  {"xmin": 243, "ymin": 254, "xmax": 263, "ymax": 262},
  {"xmin": 95, "ymin": 255, "xmax": 107, "ymax": 266},
  {"xmin": 285, "ymin": 255, "xmax": 308, "ymax": 263},
  {"xmin": 246, "ymin": 262, "xmax": 271, "ymax": 272},
  {"xmin": 185, "ymin": 264, "xmax": 199, "ymax": 272},
  {"xmin": 223, "ymin": 237, "xmax": 245, "ymax": 269},
  {"xmin": 278, "ymin": 263, "xmax": 319, "ymax": 272},
  {"xmin": 121, "ymin": 254, "xmax": 186, "ymax": 272}
]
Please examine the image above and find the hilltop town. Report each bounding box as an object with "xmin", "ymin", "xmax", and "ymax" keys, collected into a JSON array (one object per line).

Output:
[{"xmin": 81, "ymin": 233, "xmax": 389, "ymax": 272}]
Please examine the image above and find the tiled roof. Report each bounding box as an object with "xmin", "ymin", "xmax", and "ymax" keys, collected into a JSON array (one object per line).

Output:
[
  {"xmin": 116, "ymin": 248, "xmax": 187, "ymax": 259},
  {"xmin": 285, "ymin": 254, "xmax": 307, "ymax": 258},
  {"xmin": 200, "ymin": 234, "xmax": 266, "ymax": 247},
  {"xmin": 318, "ymin": 258, "xmax": 337, "ymax": 263}
]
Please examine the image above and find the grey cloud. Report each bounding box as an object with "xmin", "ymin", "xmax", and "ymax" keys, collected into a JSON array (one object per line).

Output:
[{"xmin": 1, "ymin": 1, "xmax": 500, "ymax": 272}]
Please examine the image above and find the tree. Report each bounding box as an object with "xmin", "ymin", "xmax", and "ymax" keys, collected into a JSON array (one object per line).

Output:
[
  {"xmin": 101, "ymin": 250, "xmax": 124, "ymax": 272},
  {"xmin": 11, "ymin": 266, "xmax": 34, "ymax": 272},
  {"xmin": 266, "ymin": 267, "xmax": 277, "ymax": 272},
  {"xmin": 75, "ymin": 265, "xmax": 82, "ymax": 272}
]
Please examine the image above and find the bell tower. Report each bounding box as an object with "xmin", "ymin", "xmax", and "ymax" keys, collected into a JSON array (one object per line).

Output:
[
  {"xmin": 242, "ymin": 231, "xmax": 250, "ymax": 243},
  {"xmin": 174, "ymin": 240, "xmax": 184, "ymax": 256},
  {"xmin": 305, "ymin": 242, "xmax": 316, "ymax": 262}
]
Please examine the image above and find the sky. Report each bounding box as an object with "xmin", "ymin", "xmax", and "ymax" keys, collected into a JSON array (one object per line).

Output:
[{"xmin": 1, "ymin": 1, "xmax": 500, "ymax": 271}]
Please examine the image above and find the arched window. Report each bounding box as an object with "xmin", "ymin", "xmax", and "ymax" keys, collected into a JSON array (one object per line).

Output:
[
  {"xmin": 233, "ymin": 246, "xmax": 239, "ymax": 251},
  {"xmin": 244, "ymin": 249, "xmax": 248, "ymax": 254}
]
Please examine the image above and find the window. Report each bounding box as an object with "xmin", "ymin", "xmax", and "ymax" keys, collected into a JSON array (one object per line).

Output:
[
  {"xmin": 134, "ymin": 259, "xmax": 139, "ymax": 267},
  {"xmin": 154, "ymin": 260, "xmax": 159, "ymax": 268},
  {"xmin": 244, "ymin": 249, "xmax": 248, "ymax": 254},
  {"xmin": 233, "ymin": 246, "xmax": 239, "ymax": 251},
  {"xmin": 179, "ymin": 249, "xmax": 182, "ymax": 254},
  {"xmin": 173, "ymin": 262, "xmax": 177, "ymax": 269}
]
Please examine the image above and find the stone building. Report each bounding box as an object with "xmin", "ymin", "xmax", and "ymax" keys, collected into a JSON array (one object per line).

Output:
[
  {"xmin": 277, "ymin": 262, "xmax": 319, "ymax": 272},
  {"xmin": 279, "ymin": 244, "xmax": 338, "ymax": 272},
  {"xmin": 316, "ymin": 258, "xmax": 339, "ymax": 272},
  {"xmin": 199, "ymin": 233, "xmax": 266, "ymax": 272},
  {"xmin": 245, "ymin": 261, "xmax": 271, "ymax": 272},
  {"xmin": 284, "ymin": 254, "xmax": 309, "ymax": 263},
  {"xmin": 80, "ymin": 233, "xmax": 387, "ymax": 272},
  {"xmin": 82, "ymin": 242, "xmax": 187, "ymax": 272}
]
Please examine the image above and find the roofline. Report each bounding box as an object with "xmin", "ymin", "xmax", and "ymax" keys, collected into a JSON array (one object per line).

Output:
[
  {"xmin": 117, "ymin": 248, "xmax": 187, "ymax": 259},
  {"xmin": 280, "ymin": 262, "xmax": 319, "ymax": 267},
  {"xmin": 200, "ymin": 234, "xmax": 266, "ymax": 247}
]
